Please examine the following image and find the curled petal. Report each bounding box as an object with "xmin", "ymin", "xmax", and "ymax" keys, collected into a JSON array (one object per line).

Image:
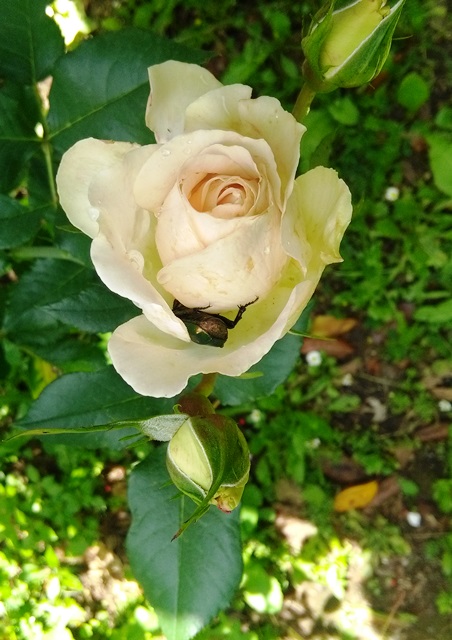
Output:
[
  {"xmin": 282, "ymin": 166, "xmax": 352, "ymax": 272},
  {"xmin": 86, "ymin": 145, "xmax": 189, "ymax": 341},
  {"xmin": 108, "ymin": 269, "xmax": 318, "ymax": 398},
  {"xmin": 157, "ymin": 210, "xmax": 288, "ymax": 311},
  {"xmin": 133, "ymin": 129, "xmax": 279, "ymax": 215},
  {"xmin": 56, "ymin": 138, "xmax": 137, "ymax": 238},
  {"xmin": 146, "ymin": 61, "xmax": 222, "ymax": 143},
  {"xmin": 185, "ymin": 90, "xmax": 304, "ymax": 207},
  {"xmin": 237, "ymin": 96, "xmax": 305, "ymax": 205},
  {"xmin": 184, "ymin": 83, "xmax": 253, "ymax": 132}
]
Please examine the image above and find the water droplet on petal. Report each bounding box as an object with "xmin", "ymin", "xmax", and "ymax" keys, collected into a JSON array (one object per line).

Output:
[
  {"xmin": 126, "ymin": 250, "xmax": 144, "ymax": 272},
  {"xmin": 162, "ymin": 148, "xmax": 171, "ymax": 157},
  {"xmin": 88, "ymin": 207, "xmax": 99, "ymax": 221},
  {"xmin": 264, "ymin": 245, "xmax": 270, "ymax": 255}
]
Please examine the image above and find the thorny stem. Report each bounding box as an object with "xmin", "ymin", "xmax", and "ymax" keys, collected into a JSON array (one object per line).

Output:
[
  {"xmin": 292, "ymin": 82, "xmax": 317, "ymax": 124},
  {"xmin": 194, "ymin": 373, "xmax": 217, "ymax": 397}
]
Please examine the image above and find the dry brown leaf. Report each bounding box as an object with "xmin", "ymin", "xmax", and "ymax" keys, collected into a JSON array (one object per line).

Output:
[
  {"xmin": 416, "ymin": 423, "xmax": 450, "ymax": 442},
  {"xmin": 301, "ymin": 337, "xmax": 354, "ymax": 359},
  {"xmin": 366, "ymin": 476, "xmax": 401, "ymax": 509},
  {"xmin": 322, "ymin": 457, "xmax": 367, "ymax": 484},
  {"xmin": 311, "ymin": 315, "xmax": 358, "ymax": 338}
]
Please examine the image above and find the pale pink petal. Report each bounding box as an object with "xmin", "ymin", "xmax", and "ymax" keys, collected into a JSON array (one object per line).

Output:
[
  {"xmin": 237, "ymin": 96, "xmax": 305, "ymax": 204},
  {"xmin": 156, "ymin": 209, "xmax": 288, "ymax": 311},
  {"xmin": 133, "ymin": 129, "xmax": 279, "ymax": 214}
]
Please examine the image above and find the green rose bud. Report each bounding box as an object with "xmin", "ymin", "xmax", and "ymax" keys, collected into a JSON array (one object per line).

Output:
[
  {"xmin": 302, "ymin": 0, "xmax": 406, "ymax": 92},
  {"xmin": 166, "ymin": 413, "xmax": 250, "ymax": 538}
]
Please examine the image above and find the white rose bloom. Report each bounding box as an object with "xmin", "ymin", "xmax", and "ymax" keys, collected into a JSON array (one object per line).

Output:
[{"xmin": 56, "ymin": 60, "xmax": 352, "ymax": 398}]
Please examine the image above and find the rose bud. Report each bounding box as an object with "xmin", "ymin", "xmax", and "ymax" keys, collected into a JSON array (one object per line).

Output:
[
  {"xmin": 302, "ymin": 0, "xmax": 406, "ymax": 92},
  {"xmin": 166, "ymin": 413, "xmax": 250, "ymax": 537}
]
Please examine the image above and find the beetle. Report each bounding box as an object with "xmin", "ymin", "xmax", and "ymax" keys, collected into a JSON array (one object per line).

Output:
[{"xmin": 172, "ymin": 298, "xmax": 258, "ymax": 348}]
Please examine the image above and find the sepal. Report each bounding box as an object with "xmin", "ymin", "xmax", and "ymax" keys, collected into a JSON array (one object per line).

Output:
[{"xmin": 302, "ymin": 0, "xmax": 406, "ymax": 92}]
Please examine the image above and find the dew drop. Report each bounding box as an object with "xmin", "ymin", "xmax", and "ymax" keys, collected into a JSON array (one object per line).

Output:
[
  {"xmin": 264, "ymin": 245, "xmax": 270, "ymax": 255},
  {"xmin": 88, "ymin": 207, "xmax": 100, "ymax": 221},
  {"xmin": 126, "ymin": 249, "xmax": 144, "ymax": 272},
  {"xmin": 161, "ymin": 148, "xmax": 171, "ymax": 157}
]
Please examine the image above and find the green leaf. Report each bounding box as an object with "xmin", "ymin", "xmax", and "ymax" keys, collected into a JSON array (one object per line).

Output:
[
  {"xmin": 214, "ymin": 331, "xmax": 303, "ymax": 405},
  {"xmin": 0, "ymin": 84, "xmax": 40, "ymax": 193},
  {"xmin": 328, "ymin": 96, "xmax": 359, "ymax": 126},
  {"xmin": 42, "ymin": 281, "xmax": 139, "ymax": 332},
  {"xmin": 29, "ymin": 337, "xmax": 106, "ymax": 373},
  {"xmin": 15, "ymin": 367, "xmax": 174, "ymax": 448},
  {"xmin": 414, "ymin": 298, "xmax": 452, "ymax": 323},
  {"xmin": 425, "ymin": 133, "xmax": 452, "ymax": 197},
  {"xmin": 435, "ymin": 106, "xmax": 452, "ymax": 131},
  {"xmin": 3, "ymin": 259, "xmax": 93, "ymax": 343},
  {"xmin": 127, "ymin": 446, "xmax": 243, "ymax": 640},
  {"xmin": 4, "ymin": 256, "xmax": 137, "ymax": 338},
  {"xmin": 298, "ymin": 108, "xmax": 336, "ymax": 173},
  {"xmin": 0, "ymin": 0, "xmax": 64, "ymax": 85},
  {"xmin": 0, "ymin": 196, "xmax": 41, "ymax": 249},
  {"xmin": 47, "ymin": 28, "xmax": 207, "ymax": 153},
  {"xmin": 397, "ymin": 71, "xmax": 430, "ymax": 112}
]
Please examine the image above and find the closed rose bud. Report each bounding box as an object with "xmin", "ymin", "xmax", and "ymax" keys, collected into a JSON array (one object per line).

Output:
[
  {"xmin": 166, "ymin": 413, "xmax": 250, "ymax": 537},
  {"xmin": 302, "ymin": 0, "xmax": 406, "ymax": 92}
]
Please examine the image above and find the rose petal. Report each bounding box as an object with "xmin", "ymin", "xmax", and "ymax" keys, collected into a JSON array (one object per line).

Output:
[
  {"xmin": 153, "ymin": 142, "xmax": 269, "ymax": 265},
  {"xmin": 237, "ymin": 96, "xmax": 305, "ymax": 204},
  {"xmin": 184, "ymin": 83, "xmax": 253, "ymax": 132},
  {"xmin": 86, "ymin": 146, "xmax": 190, "ymax": 341},
  {"xmin": 156, "ymin": 209, "xmax": 288, "ymax": 311},
  {"xmin": 133, "ymin": 129, "xmax": 279, "ymax": 214},
  {"xmin": 146, "ymin": 61, "xmax": 222, "ymax": 143},
  {"xmin": 185, "ymin": 88, "xmax": 303, "ymax": 208},
  {"xmin": 56, "ymin": 138, "xmax": 137, "ymax": 238},
  {"xmin": 154, "ymin": 183, "xmax": 247, "ymax": 266},
  {"xmin": 108, "ymin": 265, "xmax": 317, "ymax": 398},
  {"xmin": 282, "ymin": 166, "xmax": 352, "ymax": 271}
]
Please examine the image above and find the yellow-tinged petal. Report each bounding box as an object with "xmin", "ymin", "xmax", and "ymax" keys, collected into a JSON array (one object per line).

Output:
[
  {"xmin": 146, "ymin": 60, "xmax": 222, "ymax": 143},
  {"xmin": 108, "ymin": 272, "xmax": 318, "ymax": 398},
  {"xmin": 237, "ymin": 96, "xmax": 305, "ymax": 205},
  {"xmin": 184, "ymin": 83, "xmax": 252, "ymax": 132},
  {"xmin": 282, "ymin": 166, "xmax": 352, "ymax": 271},
  {"xmin": 85, "ymin": 145, "xmax": 190, "ymax": 342}
]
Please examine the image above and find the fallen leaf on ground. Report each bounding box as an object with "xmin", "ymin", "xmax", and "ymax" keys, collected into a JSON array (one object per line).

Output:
[{"xmin": 334, "ymin": 481, "xmax": 379, "ymax": 512}]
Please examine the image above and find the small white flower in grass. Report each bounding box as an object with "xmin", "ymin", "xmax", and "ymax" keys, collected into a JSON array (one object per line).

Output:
[
  {"xmin": 384, "ymin": 186, "xmax": 400, "ymax": 202},
  {"xmin": 438, "ymin": 399, "xmax": 452, "ymax": 413},
  {"xmin": 406, "ymin": 511, "xmax": 422, "ymax": 528},
  {"xmin": 341, "ymin": 372, "xmax": 354, "ymax": 387},
  {"xmin": 306, "ymin": 350, "xmax": 322, "ymax": 366}
]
